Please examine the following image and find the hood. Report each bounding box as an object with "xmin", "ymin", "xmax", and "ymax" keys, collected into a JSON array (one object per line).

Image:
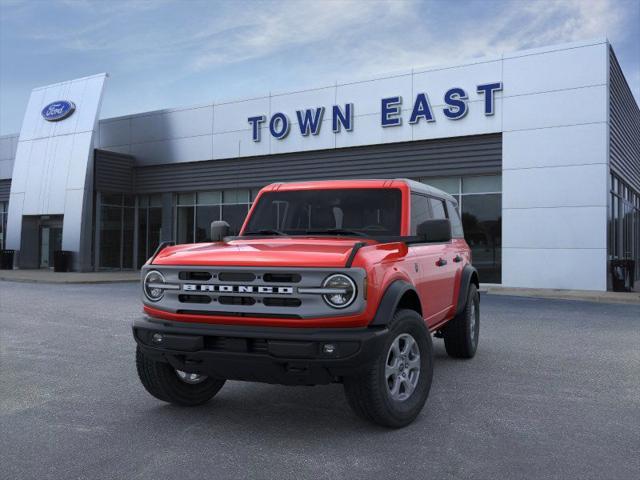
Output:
[{"xmin": 151, "ymin": 237, "xmax": 376, "ymax": 268}]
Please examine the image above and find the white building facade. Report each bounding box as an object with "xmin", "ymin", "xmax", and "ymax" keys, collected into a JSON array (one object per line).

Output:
[{"xmin": 0, "ymin": 39, "xmax": 638, "ymax": 291}]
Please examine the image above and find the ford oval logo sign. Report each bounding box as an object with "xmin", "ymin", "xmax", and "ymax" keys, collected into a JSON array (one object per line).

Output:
[{"xmin": 41, "ymin": 100, "xmax": 76, "ymax": 122}]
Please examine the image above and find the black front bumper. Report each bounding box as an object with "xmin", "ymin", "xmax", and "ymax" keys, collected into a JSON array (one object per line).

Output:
[{"xmin": 133, "ymin": 317, "xmax": 389, "ymax": 385}]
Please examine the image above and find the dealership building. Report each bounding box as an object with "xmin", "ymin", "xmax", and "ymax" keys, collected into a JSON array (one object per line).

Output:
[{"xmin": 0, "ymin": 38, "xmax": 638, "ymax": 291}]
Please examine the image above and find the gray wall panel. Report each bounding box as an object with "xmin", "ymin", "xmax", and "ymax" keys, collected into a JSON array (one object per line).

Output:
[
  {"xmin": 133, "ymin": 134, "xmax": 501, "ymax": 193},
  {"xmin": 609, "ymin": 47, "xmax": 640, "ymax": 192},
  {"xmin": 94, "ymin": 149, "xmax": 134, "ymax": 193},
  {"xmin": 0, "ymin": 179, "xmax": 11, "ymax": 201}
]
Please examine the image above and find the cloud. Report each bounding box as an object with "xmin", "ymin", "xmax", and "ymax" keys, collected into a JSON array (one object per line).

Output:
[{"xmin": 0, "ymin": 0, "xmax": 637, "ymax": 134}]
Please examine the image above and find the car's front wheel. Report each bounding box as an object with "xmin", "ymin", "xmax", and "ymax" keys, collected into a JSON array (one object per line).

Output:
[
  {"xmin": 343, "ymin": 309, "xmax": 433, "ymax": 428},
  {"xmin": 136, "ymin": 347, "xmax": 225, "ymax": 406}
]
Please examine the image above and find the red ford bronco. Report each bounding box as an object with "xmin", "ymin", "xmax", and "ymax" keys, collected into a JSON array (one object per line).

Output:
[{"xmin": 133, "ymin": 179, "xmax": 480, "ymax": 427}]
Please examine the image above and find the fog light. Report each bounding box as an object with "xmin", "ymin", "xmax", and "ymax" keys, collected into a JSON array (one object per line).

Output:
[
  {"xmin": 152, "ymin": 333, "xmax": 164, "ymax": 344},
  {"xmin": 323, "ymin": 343, "xmax": 336, "ymax": 354}
]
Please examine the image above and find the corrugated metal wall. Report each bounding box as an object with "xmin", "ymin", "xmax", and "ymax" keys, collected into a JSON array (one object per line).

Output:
[
  {"xmin": 609, "ymin": 48, "xmax": 640, "ymax": 193},
  {"xmin": 94, "ymin": 149, "xmax": 134, "ymax": 194},
  {"xmin": 0, "ymin": 179, "xmax": 11, "ymax": 201},
  {"xmin": 133, "ymin": 133, "xmax": 501, "ymax": 194}
]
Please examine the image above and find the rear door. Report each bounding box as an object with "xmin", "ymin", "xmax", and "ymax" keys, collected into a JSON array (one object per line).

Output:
[
  {"xmin": 426, "ymin": 197, "xmax": 459, "ymax": 321},
  {"xmin": 445, "ymin": 199, "xmax": 469, "ymax": 306}
]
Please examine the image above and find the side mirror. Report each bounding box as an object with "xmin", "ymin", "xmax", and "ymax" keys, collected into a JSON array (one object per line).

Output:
[
  {"xmin": 416, "ymin": 219, "xmax": 452, "ymax": 243},
  {"xmin": 210, "ymin": 221, "xmax": 230, "ymax": 242}
]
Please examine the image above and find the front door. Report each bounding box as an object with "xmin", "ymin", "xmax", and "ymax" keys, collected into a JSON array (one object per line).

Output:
[{"xmin": 39, "ymin": 224, "xmax": 62, "ymax": 268}]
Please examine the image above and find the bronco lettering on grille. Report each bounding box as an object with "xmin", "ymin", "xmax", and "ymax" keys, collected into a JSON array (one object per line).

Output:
[{"xmin": 182, "ymin": 284, "xmax": 293, "ymax": 294}]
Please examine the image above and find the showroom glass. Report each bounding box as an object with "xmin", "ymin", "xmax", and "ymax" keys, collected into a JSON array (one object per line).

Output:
[
  {"xmin": 244, "ymin": 189, "xmax": 402, "ymax": 236},
  {"xmin": 137, "ymin": 194, "xmax": 163, "ymax": 268},
  {"xmin": 0, "ymin": 201, "xmax": 6, "ymax": 249},
  {"xmin": 176, "ymin": 189, "xmax": 252, "ymax": 243},
  {"xmin": 419, "ymin": 175, "xmax": 502, "ymax": 283},
  {"xmin": 99, "ymin": 193, "xmax": 135, "ymax": 270},
  {"xmin": 609, "ymin": 173, "xmax": 640, "ymax": 283}
]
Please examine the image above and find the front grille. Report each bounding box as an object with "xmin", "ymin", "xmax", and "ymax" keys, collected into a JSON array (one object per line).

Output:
[
  {"xmin": 219, "ymin": 296, "xmax": 256, "ymax": 306},
  {"xmin": 263, "ymin": 297, "xmax": 302, "ymax": 307},
  {"xmin": 263, "ymin": 273, "xmax": 301, "ymax": 283},
  {"xmin": 218, "ymin": 272, "xmax": 256, "ymax": 282},
  {"xmin": 179, "ymin": 294, "xmax": 211, "ymax": 304},
  {"xmin": 179, "ymin": 271, "xmax": 212, "ymax": 281},
  {"xmin": 149, "ymin": 266, "xmax": 366, "ymax": 319}
]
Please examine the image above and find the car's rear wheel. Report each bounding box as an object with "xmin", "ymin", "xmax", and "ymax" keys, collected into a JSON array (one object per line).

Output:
[
  {"xmin": 443, "ymin": 283, "xmax": 480, "ymax": 358},
  {"xmin": 343, "ymin": 309, "xmax": 433, "ymax": 428},
  {"xmin": 136, "ymin": 346, "xmax": 225, "ymax": 406}
]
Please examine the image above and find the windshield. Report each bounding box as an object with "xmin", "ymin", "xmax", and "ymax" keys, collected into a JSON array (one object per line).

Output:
[{"xmin": 243, "ymin": 188, "xmax": 402, "ymax": 236}]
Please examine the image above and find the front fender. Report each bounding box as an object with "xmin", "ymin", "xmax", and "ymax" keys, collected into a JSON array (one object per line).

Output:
[{"xmin": 370, "ymin": 280, "xmax": 419, "ymax": 327}]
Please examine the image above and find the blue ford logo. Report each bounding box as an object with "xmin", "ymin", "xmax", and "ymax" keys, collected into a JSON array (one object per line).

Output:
[{"xmin": 41, "ymin": 100, "xmax": 76, "ymax": 122}]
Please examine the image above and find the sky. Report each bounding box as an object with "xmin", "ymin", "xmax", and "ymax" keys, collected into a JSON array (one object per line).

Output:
[{"xmin": 0, "ymin": 0, "xmax": 639, "ymax": 135}]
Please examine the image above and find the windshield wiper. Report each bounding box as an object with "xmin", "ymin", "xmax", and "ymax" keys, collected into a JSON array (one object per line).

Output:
[
  {"xmin": 243, "ymin": 229, "xmax": 287, "ymax": 236},
  {"xmin": 304, "ymin": 229, "xmax": 368, "ymax": 237}
]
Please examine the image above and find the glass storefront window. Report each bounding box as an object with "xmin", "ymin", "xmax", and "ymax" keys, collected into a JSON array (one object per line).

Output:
[
  {"xmin": 461, "ymin": 194, "xmax": 502, "ymax": 284},
  {"xmin": 98, "ymin": 193, "xmax": 135, "ymax": 270},
  {"xmin": 421, "ymin": 177, "xmax": 459, "ymax": 195},
  {"xmin": 137, "ymin": 194, "xmax": 163, "ymax": 268},
  {"xmin": 222, "ymin": 204, "xmax": 250, "ymax": 235},
  {"xmin": 609, "ymin": 173, "xmax": 640, "ymax": 289},
  {"xmin": 99, "ymin": 203, "xmax": 123, "ymax": 269},
  {"xmin": 175, "ymin": 188, "xmax": 252, "ymax": 242},
  {"xmin": 0, "ymin": 201, "xmax": 7, "ymax": 250},
  {"xmin": 198, "ymin": 191, "xmax": 222, "ymax": 204},
  {"xmin": 177, "ymin": 206, "xmax": 195, "ymax": 244},
  {"xmin": 195, "ymin": 205, "xmax": 221, "ymax": 242},
  {"xmin": 462, "ymin": 175, "xmax": 501, "ymax": 194},
  {"xmin": 419, "ymin": 175, "xmax": 502, "ymax": 283},
  {"xmin": 177, "ymin": 192, "xmax": 195, "ymax": 205}
]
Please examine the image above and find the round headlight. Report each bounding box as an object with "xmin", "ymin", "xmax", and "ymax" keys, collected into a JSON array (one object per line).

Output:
[
  {"xmin": 143, "ymin": 270, "xmax": 166, "ymax": 302},
  {"xmin": 322, "ymin": 274, "xmax": 357, "ymax": 309}
]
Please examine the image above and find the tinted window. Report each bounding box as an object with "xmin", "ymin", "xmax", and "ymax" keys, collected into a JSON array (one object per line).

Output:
[
  {"xmin": 447, "ymin": 201, "xmax": 464, "ymax": 238},
  {"xmin": 410, "ymin": 194, "xmax": 431, "ymax": 235},
  {"xmin": 462, "ymin": 194, "xmax": 501, "ymax": 283},
  {"xmin": 245, "ymin": 188, "xmax": 402, "ymax": 236},
  {"xmin": 429, "ymin": 198, "xmax": 447, "ymax": 220}
]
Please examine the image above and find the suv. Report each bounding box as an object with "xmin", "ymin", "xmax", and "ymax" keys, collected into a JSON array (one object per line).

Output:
[{"xmin": 133, "ymin": 179, "xmax": 480, "ymax": 427}]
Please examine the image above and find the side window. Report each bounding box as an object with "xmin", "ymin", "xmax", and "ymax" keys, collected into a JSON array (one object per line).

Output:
[
  {"xmin": 447, "ymin": 201, "xmax": 464, "ymax": 238},
  {"xmin": 429, "ymin": 198, "xmax": 447, "ymax": 220},
  {"xmin": 410, "ymin": 194, "xmax": 431, "ymax": 234}
]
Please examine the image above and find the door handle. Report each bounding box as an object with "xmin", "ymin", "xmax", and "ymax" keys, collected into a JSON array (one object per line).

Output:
[
  {"xmin": 436, "ymin": 258, "xmax": 447, "ymax": 267},
  {"xmin": 453, "ymin": 255, "xmax": 463, "ymax": 263}
]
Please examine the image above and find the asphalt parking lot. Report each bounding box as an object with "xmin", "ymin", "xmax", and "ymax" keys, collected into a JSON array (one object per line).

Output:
[{"xmin": 1, "ymin": 281, "xmax": 638, "ymax": 480}]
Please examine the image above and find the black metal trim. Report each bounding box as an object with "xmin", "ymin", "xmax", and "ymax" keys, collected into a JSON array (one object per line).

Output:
[
  {"xmin": 455, "ymin": 264, "xmax": 479, "ymax": 316},
  {"xmin": 345, "ymin": 242, "xmax": 367, "ymax": 268},
  {"xmin": 370, "ymin": 280, "xmax": 417, "ymax": 326}
]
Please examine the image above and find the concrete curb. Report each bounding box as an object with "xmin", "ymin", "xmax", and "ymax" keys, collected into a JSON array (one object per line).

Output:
[
  {"xmin": 0, "ymin": 271, "xmax": 140, "ymax": 284},
  {"xmin": 480, "ymin": 286, "xmax": 640, "ymax": 305},
  {"xmin": 0, "ymin": 277, "xmax": 139, "ymax": 284}
]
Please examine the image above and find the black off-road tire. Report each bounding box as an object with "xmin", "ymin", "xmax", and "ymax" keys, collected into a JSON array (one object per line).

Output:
[
  {"xmin": 443, "ymin": 283, "xmax": 480, "ymax": 359},
  {"xmin": 343, "ymin": 309, "xmax": 433, "ymax": 428},
  {"xmin": 136, "ymin": 346, "xmax": 226, "ymax": 406}
]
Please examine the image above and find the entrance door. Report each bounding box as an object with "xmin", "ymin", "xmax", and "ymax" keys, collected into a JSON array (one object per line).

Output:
[
  {"xmin": 40, "ymin": 226, "xmax": 50, "ymax": 268},
  {"xmin": 39, "ymin": 224, "xmax": 63, "ymax": 268}
]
